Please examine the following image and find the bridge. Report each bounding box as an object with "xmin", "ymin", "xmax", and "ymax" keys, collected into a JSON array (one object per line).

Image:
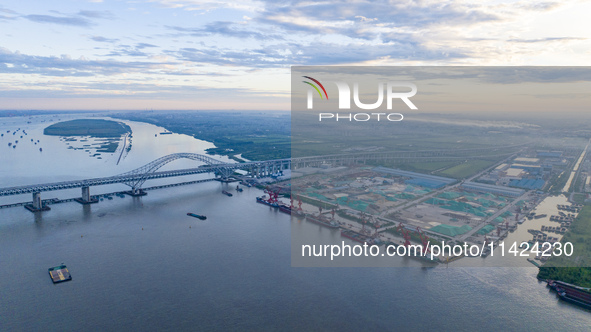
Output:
[{"xmin": 0, "ymin": 144, "xmax": 525, "ymax": 212}]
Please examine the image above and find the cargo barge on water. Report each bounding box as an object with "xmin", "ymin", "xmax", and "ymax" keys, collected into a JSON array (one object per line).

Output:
[
  {"xmin": 48, "ymin": 265, "xmax": 72, "ymax": 284},
  {"xmin": 187, "ymin": 213, "xmax": 206, "ymax": 220},
  {"xmin": 306, "ymin": 214, "xmax": 340, "ymax": 228},
  {"xmin": 256, "ymin": 196, "xmax": 279, "ymax": 208},
  {"xmin": 547, "ymin": 280, "xmax": 591, "ymax": 309},
  {"xmin": 340, "ymin": 228, "xmax": 380, "ymax": 245}
]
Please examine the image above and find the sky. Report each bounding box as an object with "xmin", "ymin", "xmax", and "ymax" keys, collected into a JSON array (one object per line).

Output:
[{"xmin": 0, "ymin": 0, "xmax": 590, "ymax": 110}]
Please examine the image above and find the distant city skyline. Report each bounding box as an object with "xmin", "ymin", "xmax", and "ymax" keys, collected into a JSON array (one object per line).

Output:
[{"xmin": 1, "ymin": 0, "xmax": 590, "ymax": 110}]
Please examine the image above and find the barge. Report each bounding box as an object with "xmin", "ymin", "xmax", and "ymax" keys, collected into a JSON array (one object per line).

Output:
[
  {"xmin": 187, "ymin": 213, "xmax": 207, "ymax": 220},
  {"xmin": 48, "ymin": 265, "xmax": 72, "ymax": 284}
]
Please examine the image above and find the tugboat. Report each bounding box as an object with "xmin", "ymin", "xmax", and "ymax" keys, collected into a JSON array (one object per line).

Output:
[
  {"xmin": 187, "ymin": 213, "xmax": 207, "ymax": 220},
  {"xmin": 222, "ymin": 190, "xmax": 233, "ymax": 197}
]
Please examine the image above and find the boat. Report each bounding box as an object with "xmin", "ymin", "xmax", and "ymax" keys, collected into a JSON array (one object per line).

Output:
[
  {"xmin": 278, "ymin": 203, "xmax": 291, "ymax": 214},
  {"xmin": 48, "ymin": 264, "xmax": 72, "ymax": 283},
  {"xmin": 306, "ymin": 214, "xmax": 340, "ymax": 229},
  {"xmin": 236, "ymin": 185, "xmax": 243, "ymax": 192},
  {"xmin": 340, "ymin": 229, "xmax": 380, "ymax": 244},
  {"xmin": 187, "ymin": 213, "xmax": 206, "ymax": 220},
  {"xmin": 292, "ymin": 209, "xmax": 305, "ymax": 218},
  {"xmin": 222, "ymin": 190, "xmax": 233, "ymax": 197},
  {"xmin": 548, "ymin": 280, "xmax": 591, "ymax": 309},
  {"xmin": 256, "ymin": 196, "xmax": 279, "ymax": 208}
]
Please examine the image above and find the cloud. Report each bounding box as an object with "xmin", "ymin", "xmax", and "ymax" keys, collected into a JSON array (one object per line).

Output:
[
  {"xmin": 77, "ymin": 10, "xmax": 115, "ymax": 19},
  {"xmin": 90, "ymin": 35, "xmax": 119, "ymax": 43},
  {"xmin": 0, "ymin": 47, "xmax": 173, "ymax": 76},
  {"xmin": 167, "ymin": 21, "xmax": 283, "ymax": 40},
  {"xmin": 103, "ymin": 43, "xmax": 160, "ymax": 57},
  {"xmin": 170, "ymin": 38, "xmax": 467, "ymax": 68},
  {"xmin": 23, "ymin": 14, "xmax": 93, "ymax": 27},
  {"xmin": 150, "ymin": 0, "xmax": 264, "ymax": 12},
  {"xmin": 22, "ymin": 10, "xmax": 114, "ymax": 27},
  {"xmin": 136, "ymin": 43, "xmax": 158, "ymax": 49},
  {"xmin": 0, "ymin": 14, "xmax": 17, "ymax": 21},
  {"xmin": 258, "ymin": 0, "xmax": 500, "ymax": 38},
  {"xmin": 508, "ymin": 37, "xmax": 586, "ymax": 43}
]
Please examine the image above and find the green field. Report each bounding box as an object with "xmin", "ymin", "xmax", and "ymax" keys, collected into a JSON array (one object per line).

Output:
[
  {"xmin": 44, "ymin": 119, "xmax": 131, "ymax": 138},
  {"xmin": 572, "ymin": 193, "xmax": 587, "ymax": 205},
  {"xmin": 437, "ymin": 160, "xmax": 495, "ymax": 179}
]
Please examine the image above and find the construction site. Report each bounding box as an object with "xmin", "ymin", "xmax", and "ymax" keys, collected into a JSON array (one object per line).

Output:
[{"xmin": 287, "ymin": 163, "xmax": 545, "ymax": 262}]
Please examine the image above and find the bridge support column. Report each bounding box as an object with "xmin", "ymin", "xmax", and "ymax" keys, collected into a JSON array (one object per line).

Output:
[
  {"xmin": 74, "ymin": 186, "xmax": 99, "ymax": 205},
  {"xmin": 24, "ymin": 192, "xmax": 51, "ymax": 212},
  {"xmin": 125, "ymin": 187, "xmax": 147, "ymax": 197}
]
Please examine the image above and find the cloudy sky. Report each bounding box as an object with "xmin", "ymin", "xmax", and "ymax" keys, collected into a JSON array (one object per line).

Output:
[{"xmin": 1, "ymin": 0, "xmax": 590, "ymax": 110}]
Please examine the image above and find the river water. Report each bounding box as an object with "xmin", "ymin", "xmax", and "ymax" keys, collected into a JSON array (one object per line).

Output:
[{"xmin": 1, "ymin": 114, "xmax": 590, "ymax": 331}]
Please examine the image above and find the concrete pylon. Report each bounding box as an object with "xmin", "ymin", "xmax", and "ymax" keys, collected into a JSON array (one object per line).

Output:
[
  {"xmin": 74, "ymin": 186, "xmax": 98, "ymax": 205},
  {"xmin": 24, "ymin": 192, "xmax": 51, "ymax": 212}
]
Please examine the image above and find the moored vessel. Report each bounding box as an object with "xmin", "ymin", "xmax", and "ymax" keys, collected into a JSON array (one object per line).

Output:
[{"xmin": 187, "ymin": 213, "xmax": 207, "ymax": 220}]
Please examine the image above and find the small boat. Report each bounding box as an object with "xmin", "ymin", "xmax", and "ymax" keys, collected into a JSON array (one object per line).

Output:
[
  {"xmin": 236, "ymin": 185, "xmax": 243, "ymax": 192},
  {"xmin": 187, "ymin": 213, "xmax": 206, "ymax": 220},
  {"xmin": 222, "ymin": 190, "xmax": 233, "ymax": 197}
]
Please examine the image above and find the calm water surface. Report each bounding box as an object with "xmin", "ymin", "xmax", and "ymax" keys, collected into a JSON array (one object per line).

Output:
[{"xmin": 1, "ymin": 115, "xmax": 590, "ymax": 331}]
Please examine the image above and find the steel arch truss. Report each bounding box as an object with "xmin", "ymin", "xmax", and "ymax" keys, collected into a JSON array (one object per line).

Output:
[{"xmin": 119, "ymin": 153, "xmax": 228, "ymax": 190}]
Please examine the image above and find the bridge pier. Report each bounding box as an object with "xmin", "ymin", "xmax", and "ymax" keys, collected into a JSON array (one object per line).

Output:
[
  {"xmin": 74, "ymin": 186, "xmax": 99, "ymax": 205},
  {"xmin": 125, "ymin": 187, "xmax": 147, "ymax": 197},
  {"xmin": 24, "ymin": 192, "xmax": 51, "ymax": 212}
]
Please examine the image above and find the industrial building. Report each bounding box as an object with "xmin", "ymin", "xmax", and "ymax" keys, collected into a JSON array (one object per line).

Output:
[
  {"xmin": 508, "ymin": 178, "xmax": 545, "ymax": 190},
  {"xmin": 461, "ymin": 181, "xmax": 525, "ymax": 197},
  {"xmin": 373, "ymin": 166, "xmax": 456, "ymax": 188},
  {"xmin": 537, "ymin": 151, "xmax": 563, "ymax": 158}
]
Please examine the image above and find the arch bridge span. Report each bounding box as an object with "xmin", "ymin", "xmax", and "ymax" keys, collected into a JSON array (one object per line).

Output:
[{"xmin": 0, "ymin": 144, "xmax": 523, "ymax": 212}]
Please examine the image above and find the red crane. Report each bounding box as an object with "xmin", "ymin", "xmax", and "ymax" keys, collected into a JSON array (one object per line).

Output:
[
  {"xmin": 416, "ymin": 227, "xmax": 430, "ymax": 254},
  {"xmin": 373, "ymin": 218, "xmax": 381, "ymax": 237},
  {"xmin": 397, "ymin": 223, "xmax": 411, "ymax": 247},
  {"xmin": 263, "ymin": 187, "xmax": 278, "ymax": 204}
]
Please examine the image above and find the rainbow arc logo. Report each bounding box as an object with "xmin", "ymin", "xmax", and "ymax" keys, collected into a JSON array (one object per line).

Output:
[{"xmin": 302, "ymin": 76, "xmax": 328, "ymax": 100}]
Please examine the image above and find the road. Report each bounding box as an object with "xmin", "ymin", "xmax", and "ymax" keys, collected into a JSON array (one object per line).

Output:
[
  {"xmin": 377, "ymin": 152, "xmax": 521, "ymax": 219},
  {"xmin": 458, "ymin": 191, "xmax": 530, "ymax": 241}
]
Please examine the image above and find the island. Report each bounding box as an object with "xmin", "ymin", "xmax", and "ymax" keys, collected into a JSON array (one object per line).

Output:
[{"xmin": 44, "ymin": 119, "xmax": 131, "ymax": 137}]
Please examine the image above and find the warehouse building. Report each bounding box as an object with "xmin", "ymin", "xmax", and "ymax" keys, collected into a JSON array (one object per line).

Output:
[{"xmin": 461, "ymin": 181, "xmax": 525, "ymax": 197}]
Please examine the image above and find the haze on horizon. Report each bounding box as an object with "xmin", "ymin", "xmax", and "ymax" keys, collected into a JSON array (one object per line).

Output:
[{"xmin": 1, "ymin": 0, "xmax": 591, "ymax": 111}]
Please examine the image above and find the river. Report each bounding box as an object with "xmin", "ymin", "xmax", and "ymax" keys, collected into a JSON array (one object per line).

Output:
[{"xmin": 1, "ymin": 114, "xmax": 590, "ymax": 330}]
